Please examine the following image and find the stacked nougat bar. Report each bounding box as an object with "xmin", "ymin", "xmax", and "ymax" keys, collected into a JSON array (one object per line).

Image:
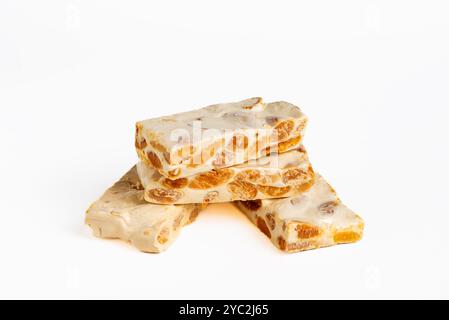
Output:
[{"xmin": 86, "ymin": 97, "xmax": 364, "ymax": 253}]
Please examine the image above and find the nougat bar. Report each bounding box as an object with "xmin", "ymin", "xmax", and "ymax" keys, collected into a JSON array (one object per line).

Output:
[
  {"xmin": 135, "ymin": 97, "xmax": 307, "ymax": 179},
  {"xmin": 85, "ymin": 166, "xmax": 204, "ymax": 253},
  {"xmin": 235, "ymin": 174, "xmax": 364, "ymax": 253},
  {"xmin": 137, "ymin": 147, "xmax": 315, "ymax": 204}
]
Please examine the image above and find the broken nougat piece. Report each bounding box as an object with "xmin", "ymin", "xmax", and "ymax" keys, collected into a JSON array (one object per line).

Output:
[
  {"xmin": 135, "ymin": 97, "xmax": 307, "ymax": 179},
  {"xmin": 137, "ymin": 146, "xmax": 315, "ymax": 204},
  {"xmin": 235, "ymin": 174, "xmax": 364, "ymax": 253},
  {"xmin": 85, "ymin": 166, "xmax": 204, "ymax": 253}
]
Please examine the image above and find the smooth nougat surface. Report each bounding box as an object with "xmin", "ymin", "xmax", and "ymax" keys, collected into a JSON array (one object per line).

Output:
[
  {"xmin": 85, "ymin": 166, "xmax": 203, "ymax": 253},
  {"xmin": 137, "ymin": 147, "xmax": 315, "ymax": 204},
  {"xmin": 235, "ymin": 174, "xmax": 364, "ymax": 253},
  {"xmin": 135, "ymin": 97, "xmax": 307, "ymax": 179}
]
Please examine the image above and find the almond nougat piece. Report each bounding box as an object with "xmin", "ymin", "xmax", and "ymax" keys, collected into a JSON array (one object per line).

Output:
[
  {"xmin": 235, "ymin": 174, "xmax": 364, "ymax": 253},
  {"xmin": 137, "ymin": 147, "xmax": 315, "ymax": 204},
  {"xmin": 85, "ymin": 167, "xmax": 203, "ymax": 253},
  {"xmin": 135, "ymin": 97, "xmax": 307, "ymax": 179}
]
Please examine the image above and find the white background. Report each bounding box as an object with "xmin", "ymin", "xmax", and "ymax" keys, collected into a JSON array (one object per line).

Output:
[{"xmin": 1, "ymin": 0, "xmax": 448, "ymax": 299}]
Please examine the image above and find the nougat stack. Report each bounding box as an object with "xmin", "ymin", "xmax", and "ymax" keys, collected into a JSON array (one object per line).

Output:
[{"xmin": 86, "ymin": 97, "xmax": 364, "ymax": 253}]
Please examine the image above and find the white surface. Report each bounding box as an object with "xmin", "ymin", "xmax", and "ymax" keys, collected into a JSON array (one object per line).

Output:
[{"xmin": 1, "ymin": 0, "xmax": 448, "ymax": 299}]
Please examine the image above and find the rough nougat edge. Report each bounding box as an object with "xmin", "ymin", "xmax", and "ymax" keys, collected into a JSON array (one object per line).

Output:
[
  {"xmin": 85, "ymin": 166, "xmax": 204, "ymax": 253},
  {"xmin": 137, "ymin": 147, "xmax": 316, "ymax": 205},
  {"xmin": 135, "ymin": 98, "xmax": 308, "ymax": 179},
  {"xmin": 235, "ymin": 174, "xmax": 364, "ymax": 253}
]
